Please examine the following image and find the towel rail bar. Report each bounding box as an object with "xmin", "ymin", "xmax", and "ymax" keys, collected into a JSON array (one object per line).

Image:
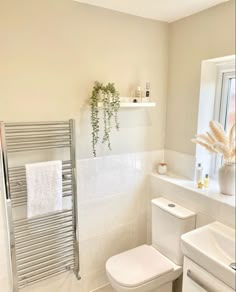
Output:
[
  {"xmin": 7, "ymin": 138, "xmax": 71, "ymax": 146},
  {"xmin": 6, "ymin": 132, "xmax": 71, "ymax": 137},
  {"xmin": 15, "ymin": 228, "xmax": 74, "ymax": 249},
  {"xmin": 11, "ymin": 181, "xmax": 72, "ymax": 191},
  {"xmin": 6, "ymin": 121, "xmax": 70, "ymax": 127},
  {"xmin": 15, "ymin": 234, "xmax": 74, "ymax": 256},
  {"xmin": 18, "ymin": 269, "xmax": 69, "ymax": 288},
  {"xmin": 0, "ymin": 120, "xmax": 80, "ymax": 291},
  {"xmin": 10, "ymin": 185, "xmax": 72, "ymax": 194},
  {"xmin": 15, "ymin": 221, "xmax": 73, "ymax": 239},
  {"xmin": 18, "ymin": 263, "xmax": 75, "ymax": 288},
  {"xmin": 17, "ymin": 244, "xmax": 73, "ymax": 264},
  {"xmin": 18, "ymin": 259, "xmax": 75, "ymax": 280},
  {"xmin": 15, "ymin": 224, "xmax": 73, "ymax": 240},
  {"xmin": 14, "ymin": 209, "xmax": 72, "ymax": 225},
  {"xmin": 7, "ymin": 144, "xmax": 71, "ymax": 153},
  {"xmin": 18, "ymin": 253, "xmax": 74, "ymax": 274},
  {"xmin": 14, "ymin": 213, "xmax": 73, "ymax": 231},
  {"xmin": 9, "ymin": 160, "xmax": 72, "ymax": 171},
  {"xmin": 18, "ymin": 247, "xmax": 74, "ymax": 267},
  {"xmin": 16, "ymin": 238, "xmax": 73, "ymax": 260},
  {"xmin": 6, "ymin": 126, "xmax": 70, "ymax": 133}
]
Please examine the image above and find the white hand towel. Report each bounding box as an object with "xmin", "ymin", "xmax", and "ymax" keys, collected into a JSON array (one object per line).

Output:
[{"xmin": 26, "ymin": 160, "xmax": 63, "ymax": 218}]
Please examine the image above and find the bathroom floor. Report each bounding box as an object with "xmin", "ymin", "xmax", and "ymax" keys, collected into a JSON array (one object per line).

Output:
[{"xmin": 96, "ymin": 285, "xmax": 115, "ymax": 292}]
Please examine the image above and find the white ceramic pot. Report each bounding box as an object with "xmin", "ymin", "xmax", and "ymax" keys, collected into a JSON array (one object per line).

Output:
[
  {"xmin": 157, "ymin": 163, "xmax": 167, "ymax": 175},
  {"xmin": 218, "ymin": 162, "xmax": 235, "ymax": 196}
]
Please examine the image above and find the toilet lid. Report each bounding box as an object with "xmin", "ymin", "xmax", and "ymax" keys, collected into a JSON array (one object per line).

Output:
[{"xmin": 106, "ymin": 245, "xmax": 174, "ymax": 288}]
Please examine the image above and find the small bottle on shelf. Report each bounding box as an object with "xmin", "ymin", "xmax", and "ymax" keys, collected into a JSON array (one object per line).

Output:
[
  {"xmin": 145, "ymin": 82, "xmax": 150, "ymax": 98},
  {"xmin": 134, "ymin": 86, "xmax": 142, "ymax": 103},
  {"xmin": 141, "ymin": 82, "xmax": 151, "ymax": 103},
  {"xmin": 195, "ymin": 163, "xmax": 203, "ymax": 187},
  {"xmin": 204, "ymin": 174, "xmax": 209, "ymax": 188}
]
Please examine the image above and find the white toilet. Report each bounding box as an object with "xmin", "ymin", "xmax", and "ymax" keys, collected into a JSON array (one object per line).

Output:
[{"xmin": 106, "ymin": 197, "xmax": 196, "ymax": 292}]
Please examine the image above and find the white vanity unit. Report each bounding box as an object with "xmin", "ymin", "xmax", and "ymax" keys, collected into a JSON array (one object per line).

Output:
[
  {"xmin": 183, "ymin": 257, "xmax": 234, "ymax": 292},
  {"xmin": 181, "ymin": 222, "xmax": 236, "ymax": 292}
]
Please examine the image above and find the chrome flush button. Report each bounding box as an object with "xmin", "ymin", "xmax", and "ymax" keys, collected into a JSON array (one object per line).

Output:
[{"xmin": 168, "ymin": 203, "xmax": 175, "ymax": 208}]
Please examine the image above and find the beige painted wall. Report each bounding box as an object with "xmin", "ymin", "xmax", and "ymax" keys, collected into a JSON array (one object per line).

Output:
[
  {"xmin": 0, "ymin": 0, "xmax": 168, "ymax": 159},
  {"xmin": 166, "ymin": 0, "xmax": 235, "ymax": 155}
]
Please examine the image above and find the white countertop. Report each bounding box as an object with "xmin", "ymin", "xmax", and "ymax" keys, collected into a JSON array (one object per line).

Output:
[{"xmin": 150, "ymin": 172, "xmax": 236, "ymax": 207}]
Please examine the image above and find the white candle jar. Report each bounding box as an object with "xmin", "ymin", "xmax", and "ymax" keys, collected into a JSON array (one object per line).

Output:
[{"xmin": 157, "ymin": 163, "xmax": 167, "ymax": 175}]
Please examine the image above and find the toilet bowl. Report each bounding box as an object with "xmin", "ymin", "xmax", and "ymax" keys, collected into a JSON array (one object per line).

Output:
[
  {"xmin": 106, "ymin": 245, "xmax": 182, "ymax": 292},
  {"xmin": 106, "ymin": 197, "xmax": 196, "ymax": 292}
]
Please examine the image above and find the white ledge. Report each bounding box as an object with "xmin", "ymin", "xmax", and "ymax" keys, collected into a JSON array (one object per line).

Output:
[
  {"xmin": 98, "ymin": 102, "xmax": 156, "ymax": 108},
  {"xmin": 150, "ymin": 172, "xmax": 236, "ymax": 207}
]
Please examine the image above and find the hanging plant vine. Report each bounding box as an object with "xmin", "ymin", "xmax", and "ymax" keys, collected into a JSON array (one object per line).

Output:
[{"xmin": 90, "ymin": 81, "xmax": 120, "ymax": 157}]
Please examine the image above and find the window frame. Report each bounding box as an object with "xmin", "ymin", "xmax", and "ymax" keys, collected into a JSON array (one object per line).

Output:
[{"xmin": 212, "ymin": 68, "xmax": 236, "ymax": 176}]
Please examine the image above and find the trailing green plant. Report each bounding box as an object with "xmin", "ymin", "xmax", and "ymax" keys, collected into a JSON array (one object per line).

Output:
[{"xmin": 90, "ymin": 81, "xmax": 120, "ymax": 156}]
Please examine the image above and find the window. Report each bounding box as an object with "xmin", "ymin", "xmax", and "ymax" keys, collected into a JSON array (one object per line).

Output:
[
  {"xmin": 213, "ymin": 70, "xmax": 236, "ymax": 174},
  {"xmin": 197, "ymin": 56, "xmax": 235, "ymax": 177}
]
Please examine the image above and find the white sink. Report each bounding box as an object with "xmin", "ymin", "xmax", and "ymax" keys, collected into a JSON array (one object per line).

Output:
[{"xmin": 181, "ymin": 221, "xmax": 236, "ymax": 290}]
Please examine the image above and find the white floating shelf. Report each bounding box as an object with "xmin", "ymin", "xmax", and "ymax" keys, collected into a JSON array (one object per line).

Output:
[{"xmin": 98, "ymin": 102, "xmax": 156, "ymax": 108}]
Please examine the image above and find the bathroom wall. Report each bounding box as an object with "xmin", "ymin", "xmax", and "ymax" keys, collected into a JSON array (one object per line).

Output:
[
  {"xmin": 0, "ymin": 1, "xmax": 168, "ymax": 291},
  {"xmin": 0, "ymin": 0, "xmax": 168, "ymax": 158},
  {"xmin": 6, "ymin": 150, "xmax": 162, "ymax": 292},
  {"xmin": 165, "ymin": 0, "xmax": 235, "ymax": 155}
]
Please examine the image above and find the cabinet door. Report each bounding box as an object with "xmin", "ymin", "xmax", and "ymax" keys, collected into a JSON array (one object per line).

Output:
[{"xmin": 183, "ymin": 257, "xmax": 234, "ymax": 292}]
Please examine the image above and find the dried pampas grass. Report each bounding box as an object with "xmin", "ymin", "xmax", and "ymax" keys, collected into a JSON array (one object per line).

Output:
[{"xmin": 192, "ymin": 121, "xmax": 236, "ymax": 163}]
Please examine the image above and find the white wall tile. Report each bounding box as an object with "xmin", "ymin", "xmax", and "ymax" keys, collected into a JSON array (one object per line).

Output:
[
  {"xmin": 79, "ymin": 223, "xmax": 136, "ymax": 276},
  {"xmin": 164, "ymin": 149, "xmax": 196, "ymax": 180}
]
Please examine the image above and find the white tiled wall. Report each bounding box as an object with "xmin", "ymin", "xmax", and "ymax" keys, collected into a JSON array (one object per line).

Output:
[
  {"xmin": 164, "ymin": 149, "xmax": 213, "ymax": 180},
  {"xmin": 0, "ymin": 150, "xmax": 164, "ymax": 292},
  {"xmin": 76, "ymin": 151, "xmax": 164, "ymax": 290}
]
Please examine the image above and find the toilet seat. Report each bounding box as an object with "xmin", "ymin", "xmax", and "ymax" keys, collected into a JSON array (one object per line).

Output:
[{"xmin": 106, "ymin": 245, "xmax": 175, "ymax": 288}]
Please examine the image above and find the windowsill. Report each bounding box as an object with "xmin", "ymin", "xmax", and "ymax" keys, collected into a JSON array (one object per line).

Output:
[{"xmin": 150, "ymin": 172, "xmax": 236, "ymax": 207}]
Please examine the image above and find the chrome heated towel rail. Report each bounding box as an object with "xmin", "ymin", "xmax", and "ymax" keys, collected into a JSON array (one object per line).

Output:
[{"xmin": 0, "ymin": 120, "xmax": 80, "ymax": 291}]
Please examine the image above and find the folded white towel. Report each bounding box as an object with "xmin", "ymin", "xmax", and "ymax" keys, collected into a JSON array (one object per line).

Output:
[{"xmin": 26, "ymin": 160, "xmax": 63, "ymax": 218}]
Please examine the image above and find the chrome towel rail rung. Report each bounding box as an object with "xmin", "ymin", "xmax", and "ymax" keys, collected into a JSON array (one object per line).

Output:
[
  {"xmin": 17, "ymin": 248, "xmax": 74, "ymax": 275},
  {"xmin": 18, "ymin": 258, "xmax": 75, "ymax": 280},
  {"xmin": 7, "ymin": 144, "xmax": 71, "ymax": 153},
  {"xmin": 14, "ymin": 212, "xmax": 73, "ymax": 231},
  {"xmin": 15, "ymin": 231, "xmax": 74, "ymax": 251},
  {"xmin": 10, "ymin": 180, "xmax": 72, "ymax": 191},
  {"xmin": 15, "ymin": 224, "xmax": 73, "ymax": 242},
  {"xmin": 9, "ymin": 171, "xmax": 72, "ymax": 180},
  {"xmin": 17, "ymin": 246, "xmax": 74, "ymax": 267},
  {"xmin": 15, "ymin": 227, "xmax": 74, "ymax": 244},
  {"xmin": 11, "ymin": 193, "xmax": 73, "ymax": 207},
  {"xmin": 7, "ymin": 138, "xmax": 71, "ymax": 146},
  {"xmin": 18, "ymin": 253, "xmax": 74, "ymax": 274},
  {"xmin": 18, "ymin": 264, "xmax": 74, "ymax": 288},
  {"xmin": 16, "ymin": 238, "xmax": 73, "ymax": 260},
  {"xmin": 6, "ymin": 121, "xmax": 70, "ymax": 127},
  {"xmin": 14, "ymin": 209, "xmax": 73, "ymax": 226},
  {"xmin": 18, "ymin": 269, "xmax": 71, "ymax": 289},
  {"xmin": 10, "ymin": 184, "xmax": 72, "ymax": 195},
  {"xmin": 15, "ymin": 221, "xmax": 73, "ymax": 239},
  {"xmin": 6, "ymin": 134, "xmax": 71, "ymax": 142},
  {"xmin": 5, "ymin": 127, "xmax": 70, "ymax": 133},
  {"xmin": 9, "ymin": 160, "xmax": 72, "ymax": 172}
]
